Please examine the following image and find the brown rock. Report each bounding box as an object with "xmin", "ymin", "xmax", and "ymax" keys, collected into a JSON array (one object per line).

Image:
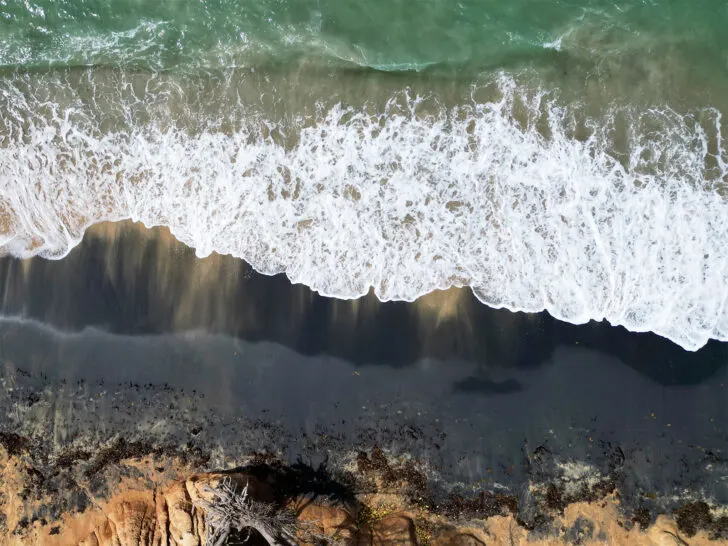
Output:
[
  {"xmin": 91, "ymin": 520, "xmax": 116, "ymax": 546},
  {"xmin": 163, "ymin": 482, "xmax": 198, "ymax": 545},
  {"xmin": 297, "ymin": 503, "xmax": 356, "ymax": 545},
  {"xmin": 433, "ymin": 530, "xmax": 486, "ymax": 546},
  {"xmin": 77, "ymin": 534, "xmax": 101, "ymax": 546},
  {"xmin": 152, "ymin": 487, "xmax": 170, "ymax": 545},
  {"xmin": 371, "ymin": 514, "xmax": 417, "ymax": 546},
  {"xmin": 60, "ymin": 472, "xmax": 280, "ymax": 546},
  {"xmin": 72, "ymin": 480, "xmax": 207, "ymax": 546}
]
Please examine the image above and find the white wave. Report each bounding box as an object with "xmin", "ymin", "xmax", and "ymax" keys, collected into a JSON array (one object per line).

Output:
[
  {"xmin": 541, "ymin": 28, "xmax": 573, "ymax": 51},
  {"xmin": 1, "ymin": 75, "xmax": 727, "ymax": 351}
]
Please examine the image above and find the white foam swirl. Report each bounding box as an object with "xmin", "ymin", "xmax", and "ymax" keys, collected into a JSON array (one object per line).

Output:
[{"xmin": 1, "ymin": 76, "xmax": 727, "ymax": 350}]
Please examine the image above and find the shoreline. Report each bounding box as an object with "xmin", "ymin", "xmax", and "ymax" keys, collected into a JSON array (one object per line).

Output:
[
  {"xmin": 1, "ymin": 220, "xmax": 728, "ymax": 543},
  {"xmin": 1, "ymin": 220, "xmax": 726, "ymax": 382}
]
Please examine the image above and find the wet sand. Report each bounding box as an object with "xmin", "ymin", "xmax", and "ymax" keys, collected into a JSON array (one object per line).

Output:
[{"xmin": 0, "ymin": 220, "xmax": 727, "ymax": 527}]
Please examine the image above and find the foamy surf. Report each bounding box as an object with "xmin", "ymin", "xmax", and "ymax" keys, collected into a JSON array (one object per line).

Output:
[{"xmin": 1, "ymin": 75, "xmax": 727, "ymax": 351}]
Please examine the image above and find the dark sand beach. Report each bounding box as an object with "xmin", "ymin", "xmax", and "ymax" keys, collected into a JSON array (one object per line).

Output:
[{"xmin": 1, "ymin": 221, "xmax": 727, "ymax": 544}]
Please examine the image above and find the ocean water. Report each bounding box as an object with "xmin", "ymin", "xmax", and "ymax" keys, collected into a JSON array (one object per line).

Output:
[{"xmin": 1, "ymin": 0, "xmax": 728, "ymax": 350}]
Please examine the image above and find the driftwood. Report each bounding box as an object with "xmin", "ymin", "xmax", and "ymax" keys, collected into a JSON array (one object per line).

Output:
[{"xmin": 195, "ymin": 478, "xmax": 298, "ymax": 546}]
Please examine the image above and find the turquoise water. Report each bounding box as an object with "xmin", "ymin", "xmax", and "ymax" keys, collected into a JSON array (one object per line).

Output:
[
  {"xmin": 2, "ymin": 0, "xmax": 727, "ymax": 75},
  {"xmin": 1, "ymin": 0, "xmax": 728, "ymax": 351}
]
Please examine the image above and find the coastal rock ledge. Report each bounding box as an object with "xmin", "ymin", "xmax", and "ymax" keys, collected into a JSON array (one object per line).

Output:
[{"xmin": 1, "ymin": 438, "xmax": 727, "ymax": 545}]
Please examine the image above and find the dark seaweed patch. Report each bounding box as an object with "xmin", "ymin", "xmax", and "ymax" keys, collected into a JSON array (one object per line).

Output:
[
  {"xmin": 631, "ymin": 507, "xmax": 652, "ymax": 530},
  {"xmin": 440, "ymin": 491, "xmax": 518, "ymax": 520},
  {"xmin": 55, "ymin": 449, "xmax": 91, "ymax": 469},
  {"xmin": 84, "ymin": 438, "xmax": 157, "ymax": 477},
  {"xmin": 0, "ymin": 432, "xmax": 29, "ymax": 457},
  {"xmin": 356, "ymin": 447, "xmax": 430, "ymax": 503},
  {"xmin": 711, "ymin": 516, "xmax": 728, "ymax": 539},
  {"xmin": 675, "ymin": 501, "xmax": 712, "ymax": 537},
  {"xmin": 545, "ymin": 484, "xmax": 566, "ymax": 514},
  {"xmin": 84, "ymin": 438, "xmax": 209, "ymax": 477}
]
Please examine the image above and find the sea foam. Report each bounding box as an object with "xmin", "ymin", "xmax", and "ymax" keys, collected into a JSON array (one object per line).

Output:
[{"xmin": 1, "ymin": 75, "xmax": 727, "ymax": 351}]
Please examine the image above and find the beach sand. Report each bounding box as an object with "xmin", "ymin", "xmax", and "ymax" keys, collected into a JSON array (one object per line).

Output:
[{"xmin": 0, "ymin": 220, "xmax": 727, "ymax": 543}]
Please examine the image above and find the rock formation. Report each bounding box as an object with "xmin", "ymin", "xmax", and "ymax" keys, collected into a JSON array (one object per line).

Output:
[{"xmin": 2, "ymin": 439, "xmax": 727, "ymax": 545}]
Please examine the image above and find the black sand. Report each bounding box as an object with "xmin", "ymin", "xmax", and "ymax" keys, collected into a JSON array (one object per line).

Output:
[{"xmin": 0, "ymin": 221, "xmax": 727, "ymax": 518}]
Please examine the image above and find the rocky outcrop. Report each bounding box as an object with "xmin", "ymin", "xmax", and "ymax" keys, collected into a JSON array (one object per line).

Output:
[
  {"xmin": 296, "ymin": 502, "xmax": 357, "ymax": 545},
  {"xmin": 3, "ymin": 441, "xmax": 728, "ymax": 546},
  {"xmin": 369, "ymin": 515, "xmax": 417, "ymax": 545},
  {"xmin": 67, "ymin": 473, "xmax": 281, "ymax": 546}
]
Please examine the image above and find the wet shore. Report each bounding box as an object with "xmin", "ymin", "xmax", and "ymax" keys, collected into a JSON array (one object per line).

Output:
[{"xmin": 0, "ymin": 220, "xmax": 727, "ymax": 541}]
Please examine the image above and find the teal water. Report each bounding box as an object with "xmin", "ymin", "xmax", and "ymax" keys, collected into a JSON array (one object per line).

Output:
[
  {"xmin": 2, "ymin": 0, "xmax": 727, "ymax": 75},
  {"xmin": 1, "ymin": 0, "xmax": 728, "ymax": 351}
]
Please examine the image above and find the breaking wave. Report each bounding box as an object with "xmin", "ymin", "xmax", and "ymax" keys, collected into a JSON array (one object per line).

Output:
[{"xmin": 1, "ymin": 74, "xmax": 727, "ymax": 351}]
